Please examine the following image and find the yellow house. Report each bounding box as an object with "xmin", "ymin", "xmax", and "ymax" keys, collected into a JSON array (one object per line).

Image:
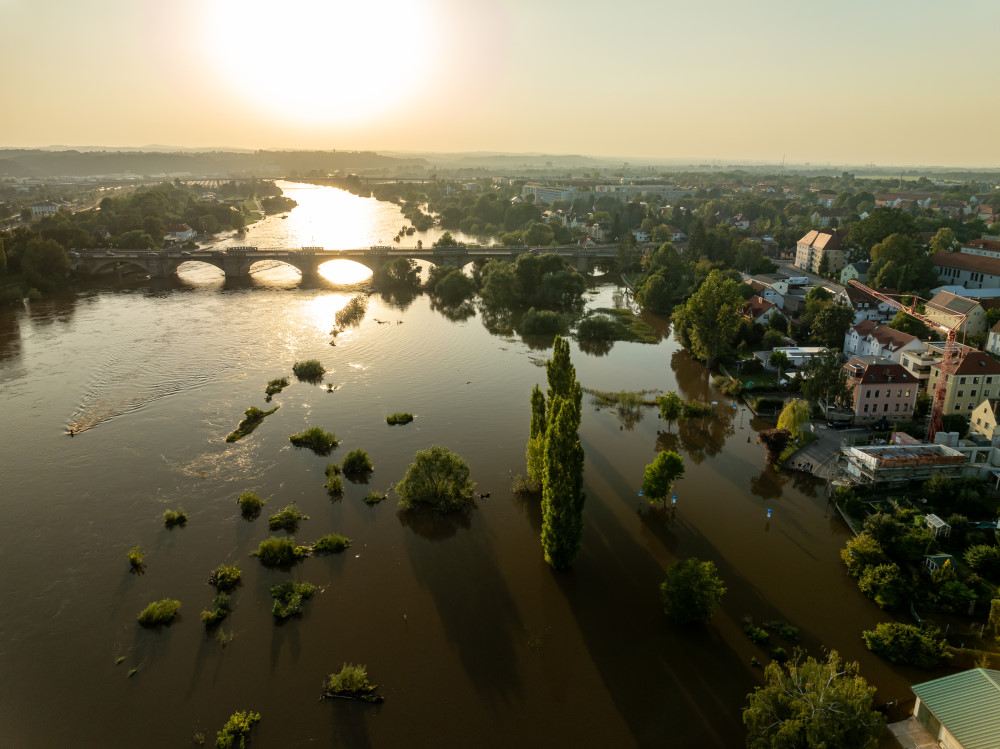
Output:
[
  {"xmin": 969, "ymin": 398, "xmax": 1000, "ymax": 440},
  {"xmin": 925, "ymin": 290, "xmax": 986, "ymax": 335},
  {"xmin": 926, "ymin": 350, "xmax": 1000, "ymax": 417}
]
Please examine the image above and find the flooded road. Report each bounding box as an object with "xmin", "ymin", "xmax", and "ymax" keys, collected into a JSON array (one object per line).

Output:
[{"xmin": 0, "ymin": 185, "xmax": 917, "ymax": 747}]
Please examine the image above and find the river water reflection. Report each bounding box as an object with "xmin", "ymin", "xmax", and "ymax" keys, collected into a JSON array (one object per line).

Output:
[{"xmin": 0, "ymin": 185, "xmax": 916, "ymax": 747}]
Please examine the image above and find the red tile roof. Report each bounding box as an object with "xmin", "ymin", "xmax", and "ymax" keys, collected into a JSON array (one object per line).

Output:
[
  {"xmin": 953, "ymin": 351, "xmax": 1000, "ymax": 375},
  {"xmin": 931, "ymin": 251, "xmax": 1000, "ymax": 276}
]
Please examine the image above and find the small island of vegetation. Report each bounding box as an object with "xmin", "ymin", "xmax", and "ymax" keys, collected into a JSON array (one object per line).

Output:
[
  {"xmin": 253, "ymin": 536, "xmax": 308, "ymax": 567},
  {"xmin": 237, "ymin": 489, "xmax": 265, "ymax": 519},
  {"xmin": 137, "ymin": 598, "xmax": 181, "ymax": 627},
  {"xmin": 127, "ymin": 545, "xmax": 145, "ymax": 571},
  {"xmin": 270, "ymin": 581, "xmax": 317, "ymax": 620},
  {"xmin": 289, "ymin": 426, "xmax": 339, "ymax": 455},
  {"xmin": 268, "ymin": 504, "xmax": 309, "ymax": 532},
  {"xmin": 163, "ymin": 508, "xmax": 188, "ymax": 527},
  {"xmin": 264, "ymin": 377, "xmax": 289, "ymax": 402},
  {"xmin": 342, "ymin": 448, "xmax": 373, "ymax": 475},
  {"xmin": 396, "ymin": 445, "xmax": 475, "ymax": 513},
  {"xmin": 215, "ymin": 710, "xmax": 260, "ymax": 749},
  {"xmin": 207, "ymin": 564, "xmax": 241, "ymax": 591},
  {"xmin": 292, "ymin": 359, "xmax": 326, "ymax": 382},
  {"xmin": 312, "ymin": 533, "xmax": 351, "ymax": 554},
  {"xmin": 200, "ymin": 593, "xmax": 231, "ymax": 626},
  {"xmin": 322, "ymin": 663, "xmax": 384, "ymax": 703},
  {"xmin": 226, "ymin": 405, "xmax": 279, "ymax": 442},
  {"xmin": 386, "ymin": 412, "xmax": 414, "ymax": 426}
]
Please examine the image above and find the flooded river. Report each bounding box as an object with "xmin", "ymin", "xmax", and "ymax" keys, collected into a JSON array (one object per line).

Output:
[{"xmin": 0, "ymin": 184, "xmax": 917, "ymax": 747}]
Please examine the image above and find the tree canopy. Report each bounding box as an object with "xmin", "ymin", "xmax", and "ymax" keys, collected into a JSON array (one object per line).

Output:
[
  {"xmin": 671, "ymin": 270, "xmax": 746, "ymax": 366},
  {"xmin": 642, "ymin": 451, "xmax": 684, "ymax": 505},
  {"xmin": 395, "ymin": 445, "xmax": 475, "ymax": 513},
  {"xmin": 743, "ymin": 650, "xmax": 885, "ymax": 749},
  {"xmin": 659, "ymin": 557, "xmax": 726, "ymax": 623}
]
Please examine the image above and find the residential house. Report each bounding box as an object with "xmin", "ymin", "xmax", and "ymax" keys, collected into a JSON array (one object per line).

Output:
[
  {"xmin": 932, "ymin": 250, "xmax": 1000, "ymax": 290},
  {"xmin": 843, "ymin": 356, "xmax": 918, "ymax": 424},
  {"xmin": 925, "ymin": 290, "xmax": 986, "ymax": 335},
  {"xmin": 839, "ymin": 261, "xmax": 871, "ymax": 286},
  {"xmin": 978, "ymin": 204, "xmax": 999, "ymax": 224},
  {"xmin": 665, "ymin": 226, "xmax": 686, "ymax": 242},
  {"xmin": 745, "ymin": 275, "xmax": 787, "ymax": 309},
  {"xmin": 757, "ymin": 346, "xmax": 829, "ymax": 369},
  {"xmin": 926, "ymin": 349, "xmax": 1000, "ymax": 416},
  {"xmin": 739, "ymin": 296, "xmax": 788, "ymax": 326},
  {"xmin": 987, "ymin": 320, "xmax": 1000, "ymax": 357},
  {"xmin": 631, "ymin": 228, "xmax": 650, "ymax": 243},
  {"xmin": 165, "ymin": 223, "xmax": 197, "ymax": 242},
  {"xmin": 795, "ymin": 230, "xmax": 844, "ymax": 275},
  {"xmin": 31, "ymin": 201, "xmax": 59, "ymax": 218},
  {"xmin": 874, "ymin": 193, "xmax": 934, "ymax": 209},
  {"xmin": 843, "ymin": 320, "xmax": 924, "ymax": 362},
  {"xmin": 960, "ymin": 238, "xmax": 1000, "ymax": 259},
  {"xmin": 729, "ymin": 213, "xmax": 750, "ymax": 230},
  {"xmin": 836, "ymin": 285, "xmax": 895, "ymax": 324},
  {"xmin": 815, "ymin": 192, "xmax": 837, "ymax": 208},
  {"xmin": 810, "ymin": 208, "xmax": 849, "ymax": 227},
  {"xmin": 909, "ymin": 668, "xmax": 1000, "ymax": 749},
  {"xmin": 970, "ymin": 398, "xmax": 1000, "ymax": 441}
]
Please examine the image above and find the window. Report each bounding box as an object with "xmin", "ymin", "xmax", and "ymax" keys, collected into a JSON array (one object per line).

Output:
[
  {"xmin": 864, "ymin": 404, "xmax": 869, "ymax": 413},
  {"xmin": 874, "ymin": 390, "xmax": 880, "ymax": 398},
  {"xmin": 955, "ymin": 404, "xmax": 962, "ymax": 410},
  {"xmin": 884, "ymin": 404, "xmax": 889, "ymax": 412},
  {"xmin": 958, "ymin": 391, "xmax": 964, "ymax": 397},
  {"xmin": 905, "ymin": 390, "xmax": 911, "ymax": 397},
  {"xmin": 898, "ymin": 389, "xmax": 903, "ymax": 397},
  {"xmin": 986, "ymin": 390, "xmax": 992, "ymax": 397},
  {"xmin": 865, "ymin": 389, "xmax": 871, "ymax": 398},
  {"xmin": 904, "ymin": 403, "xmax": 909, "ymax": 411},
  {"xmin": 969, "ymin": 403, "xmax": 975, "ymax": 410},
  {"xmin": 974, "ymin": 377, "xmax": 981, "ymax": 384},
  {"xmin": 971, "ymin": 390, "xmax": 978, "ymax": 398},
  {"xmin": 977, "ymin": 417, "xmax": 983, "ymax": 425},
  {"xmin": 895, "ymin": 403, "xmax": 900, "ymax": 412},
  {"xmin": 988, "ymin": 377, "xmax": 994, "ymax": 384},
  {"xmin": 961, "ymin": 377, "xmax": 967, "ymax": 384}
]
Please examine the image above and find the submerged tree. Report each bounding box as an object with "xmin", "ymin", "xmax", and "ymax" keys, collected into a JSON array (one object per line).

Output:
[
  {"xmin": 777, "ymin": 398, "xmax": 810, "ymax": 441},
  {"xmin": 642, "ymin": 451, "xmax": 685, "ymax": 506},
  {"xmin": 525, "ymin": 384, "xmax": 547, "ymax": 488},
  {"xmin": 534, "ymin": 335, "xmax": 585, "ymax": 569},
  {"xmin": 743, "ymin": 650, "xmax": 885, "ymax": 749},
  {"xmin": 756, "ymin": 428, "xmax": 792, "ymax": 465},
  {"xmin": 659, "ymin": 557, "xmax": 725, "ymax": 623}
]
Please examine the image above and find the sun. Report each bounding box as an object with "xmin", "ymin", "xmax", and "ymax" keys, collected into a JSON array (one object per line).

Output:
[{"xmin": 203, "ymin": 0, "xmax": 436, "ymax": 125}]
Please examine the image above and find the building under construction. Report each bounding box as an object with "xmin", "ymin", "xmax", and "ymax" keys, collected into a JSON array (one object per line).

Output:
[{"xmin": 842, "ymin": 443, "xmax": 966, "ymax": 486}]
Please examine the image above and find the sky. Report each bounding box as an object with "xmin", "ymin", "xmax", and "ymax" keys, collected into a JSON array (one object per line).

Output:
[{"xmin": 3, "ymin": 0, "xmax": 999, "ymax": 167}]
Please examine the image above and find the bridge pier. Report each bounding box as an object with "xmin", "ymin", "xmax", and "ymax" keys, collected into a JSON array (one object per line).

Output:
[{"xmin": 220, "ymin": 255, "xmax": 251, "ymax": 280}]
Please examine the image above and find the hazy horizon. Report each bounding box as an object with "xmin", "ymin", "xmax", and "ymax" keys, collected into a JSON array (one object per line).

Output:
[{"xmin": 4, "ymin": 0, "xmax": 1000, "ymax": 168}]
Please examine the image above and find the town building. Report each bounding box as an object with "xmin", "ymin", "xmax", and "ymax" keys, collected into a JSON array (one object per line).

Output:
[
  {"xmin": 925, "ymin": 290, "xmax": 986, "ymax": 335},
  {"xmin": 739, "ymin": 296, "xmax": 788, "ymax": 326},
  {"xmin": 987, "ymin": 320, "xmax": 1000, "ymax": 357},
  {"xmin": 31, "ymin": 201, "xmax": 59, "ymax": 218},
  {"xmin": 926, "ymin": 349, "xmax": 1000, "ymax": 416},
  {"xmin": 932, "ymin": 250, "xmax": 1000, "ymax": 290},
  {"xmin": 843, "ymin": 356, "xmax": 918, "ymax": 424},
  {"xmin": 835, "ymin": 285, "xmax": 896, "ymax": 324},
  {"xmin": 969, "ymin": 398, "xmax": 1000, "ymax": 441},
  {"xmin": 164, "ymin": 223, "xmax": 197, "ymax": 242},
  {"xmin": 959, "ymin": 237, "xmax": 1000, "ymax": 259},
  {"xmin": 841, "ymin": 443, "xmax": 965, "ymax": 485},
  {"xmin": 839, "ymin": 261, "xmax": 871, "ymax": 286},
  {"xmin": 810, "ymin": 208, "xmax": 849, "ymax": 227},
  {"xmin": 909, "ymin": 668, "xmax": 1000, "ymax": 749},
  {"xmin": 795, "ymin": 230, "xmax": 844, "ymax": 275},
  {"xmin": 843, "ymin": 320, "xmax": 924, "ymax": 362}
]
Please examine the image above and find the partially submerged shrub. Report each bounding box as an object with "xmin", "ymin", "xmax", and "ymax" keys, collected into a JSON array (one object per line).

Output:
[
  {"xmin": 253, "ymin": 536, "xmax": 308, "ymax": 567},
  {"xmin": 264, "ymin": 377, "xmax": 289, "ymax": 401},
  {"xmin": 364, "ymin": 490, "xmax": 387, "ymax": 505},
  {"xmin": 237, "ymin": 490, "xmax": 265, "ymax": 519},
  {"xmin": 386, "ymin": 412, "xmax": 414, "ymax": 426},
  {"xmin": 324, "ymin": 463, "xmax": 341, "ymax": 477},
  {"xmin": 268, "ymin": 504, "xmax": 309, "ymax": 531},
  {"xmin": 226, "ymin": 405, "xmax": 279, "ymax": 442},
  {"xmin": 312, "ymin": 534, "xmax": 351, "ymax": 554},
  {"xmin": 137, "ymin": 599, "xmax": 181, "ymax": 627},
  {"xmin": 325, "ymin": 474, "xmax": 344, "ymax": 498},
  {"xmin": 744, "ymin": 623, "xmax": 770, "ymax": 644},
  {"xmin": 208, "ymin": 565, "xmax": 242, "ymax": 592},
  {"xmin": 862, "ymin": 622, "xmax": 952, "ymax": 668},
  {"xmin": 396, "ymin": 445, "xmax": 475, "ymax": 513},
  {"xmin": 342, "ymin": 448, "xmax": 373, "ymax": 474},
  {"xmin": 271, "ymin": 581, "xmax": 317, "ymax": 620},
  {"xmin": 163, "ymin": 508, "xmax": 188, "ymax": 527},
  {"xmin": 289, "ymin": 427, "xmax": 340, "ymax": 455},
  {"xmin": 322, "ymin": 663, "xmax": 383, "ymax": 702},
  {"xmin": 201, "ymin": 593, "xmax": 231, "ymax": 626},
  {"xmin": 292, "ymin": 359, "xmax": 326, "ymax": 381},
  {"xmin": 216, "ymin": 710, "xmax": 260, "ymax": 749},
  {"xmin": 127, "ymin": 545, "xmax": 145, "ymax": 570},
  {"xmin": 335, "ymin": 296, "xmax": 368, "ymax": 328}
]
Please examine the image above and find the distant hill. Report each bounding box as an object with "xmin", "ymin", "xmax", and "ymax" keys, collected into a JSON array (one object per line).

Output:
[{"xmin": 0, "ymin": 149, "xmax": 429, "ymax": 179}]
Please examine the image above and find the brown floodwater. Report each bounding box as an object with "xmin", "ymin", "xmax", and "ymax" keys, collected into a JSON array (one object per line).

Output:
[{"xmin": 0, "ymin": 188, "xmax": 925, "ymax": 748}]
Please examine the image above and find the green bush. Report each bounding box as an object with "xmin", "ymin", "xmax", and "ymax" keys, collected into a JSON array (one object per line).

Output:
[
  {"xmin": 207, "ymin": 565, "xmax": 242, "ymax": 592},
  {"xmin": 965, "ymin": 544, "xmax": 1000, "ymax": 581},
  {"xmin": 292, "ymin": 359, "xmax": 326, "ymax": 381},
  {"xmin": 858, "ymin": 563, "xmax": 904, "ymax": 609},
  {"xmin": 324, "ymin": 463, "xmax": 340, "ymax": 477},
  {"xmin": 576, "ymin": 313, "xmax": 618, "ymax": 341},
  {"xmin": 268, "ymin": 504, "xmax": 309, "ymax": 532},
  {"xmin": 163, "ymin": 508, "xmax": 188, "ymax": 527},
  {"xmin": 862, "ymin": 622, "xmax": 952, "ymax": 668},
  {"xmin": 288, "ymin": 427, "xmax": 339, "ymax": 455},
  {"xmin": 386, "ymin": 412, "xmax": 414, "ymax": 426},
  {"xmin": 201, "ymin": 594, "xmax": 231, "ymax": 626},
  {"xmin": 253, "ymin": 537, "xmax": 308, "ymax": 567},
  {"xmin": 659, "ymin": 557, "xmax": 726, "ymax": 624},
  {"xmin": 127, "ymin": 545, "xmax": 145, "ymax": 570},
  {"xmin": 342, "ymin": 448, "xmax": 373, "ymax": 474},
  {"xmin": 237, "ymin": 490, "xmax": 265, "ymax": 518},
  {"xmin": 335, "ymin": 296, "xmax": 367, "ymax": 328},
  {"xmin": 137, "ymin": 599, "xmax": 181, "ymax": 627},
  {"xmin": 682, "ymin": 399, "xmax": 713, "ymax": 418},
  {"xmin": 762, "ymin": 620, "xmax": 799, "ymax": 643},
  {"xmin": 226, "ymin": 405, "xmax": 278, "ymax": 442},
  {"xmin": 312, "ymin": 534, "xmax": 351, "ymax": 554},
  {"xmin": 744, "ymin": 623, "xmax": 770, "ymax": 644},
  {"xmin": 364, "ymin": 490, "xmax": 387, "ymax": 505},
  {"xmin": 264, "ymin": 377, "xmax": 289, "ymax": 401},
  {"xmin": 216, "ymin": 710, "xmax": 260, "ymax": 749},
  {"xmin": 520, "ymin": 307, "xmax": 567, "ymax": 335},
  {"xmin": 270, "ymin": 581, "xmax": 317, "ymax": 620},
  {"xmin": 322, "ymin": 663, "xmax": 382, "ymax": 702},
  {"xmin": 325, "ymin": 474, "xmax": 344, "ymax": 498},
  {"xmin": 396, "ymin": 445, "xmax": 475, "ymax": 513}
]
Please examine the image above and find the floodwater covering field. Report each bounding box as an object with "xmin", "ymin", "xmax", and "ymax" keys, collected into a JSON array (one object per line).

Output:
[{"xmin": 0, "ymin": 184, "xmax": 923, "ymax": 747}]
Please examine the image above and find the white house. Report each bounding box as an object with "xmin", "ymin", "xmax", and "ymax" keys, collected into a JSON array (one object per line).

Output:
[
  {"xmin": 835, "ymin": 285, "xmax": 895, "ymax": 324},
  {"xmin": 843, "ymin": 320, "xmax": 924, "ymax": 362}
]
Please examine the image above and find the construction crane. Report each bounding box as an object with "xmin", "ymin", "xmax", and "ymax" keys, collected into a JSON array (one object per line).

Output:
[{"xmin": 848, "ymin": 280, "xmax": 966, "ymax": 442}]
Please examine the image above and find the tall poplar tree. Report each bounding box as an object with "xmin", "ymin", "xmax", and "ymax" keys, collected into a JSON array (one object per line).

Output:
[
  {"xmin": 538, "ymin": 335, "xmax": 585, "ymax": 569},
  {"xmin": 525, "ymin": 384, "xmax": 547, "ymax": 487}
]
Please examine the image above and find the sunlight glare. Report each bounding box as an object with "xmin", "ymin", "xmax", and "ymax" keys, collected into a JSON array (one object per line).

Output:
[{"xmin": 204, "ymin": 0, "xmax": 436, "ymax": 124}]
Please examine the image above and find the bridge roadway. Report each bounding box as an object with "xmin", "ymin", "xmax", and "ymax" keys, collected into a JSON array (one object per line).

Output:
[{"xmin": 69, "ymin": 244, "xmax": 619, "ymax": 280}]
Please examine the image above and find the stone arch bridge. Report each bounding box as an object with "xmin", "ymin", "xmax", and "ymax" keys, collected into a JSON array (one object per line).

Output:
[{"xmin": 69, "ymin": 245, "xmax": 619, "ymax": 280}]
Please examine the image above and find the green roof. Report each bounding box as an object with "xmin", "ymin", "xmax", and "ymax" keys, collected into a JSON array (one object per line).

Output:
[{"xmin": 911, "ymin": 668, "xmax": 1000, "ymax": 749}]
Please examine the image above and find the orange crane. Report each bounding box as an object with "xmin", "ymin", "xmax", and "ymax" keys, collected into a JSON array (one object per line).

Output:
[{"xmin": 848, "ymin": 280, "xmax": 966, "ymax": 441}]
